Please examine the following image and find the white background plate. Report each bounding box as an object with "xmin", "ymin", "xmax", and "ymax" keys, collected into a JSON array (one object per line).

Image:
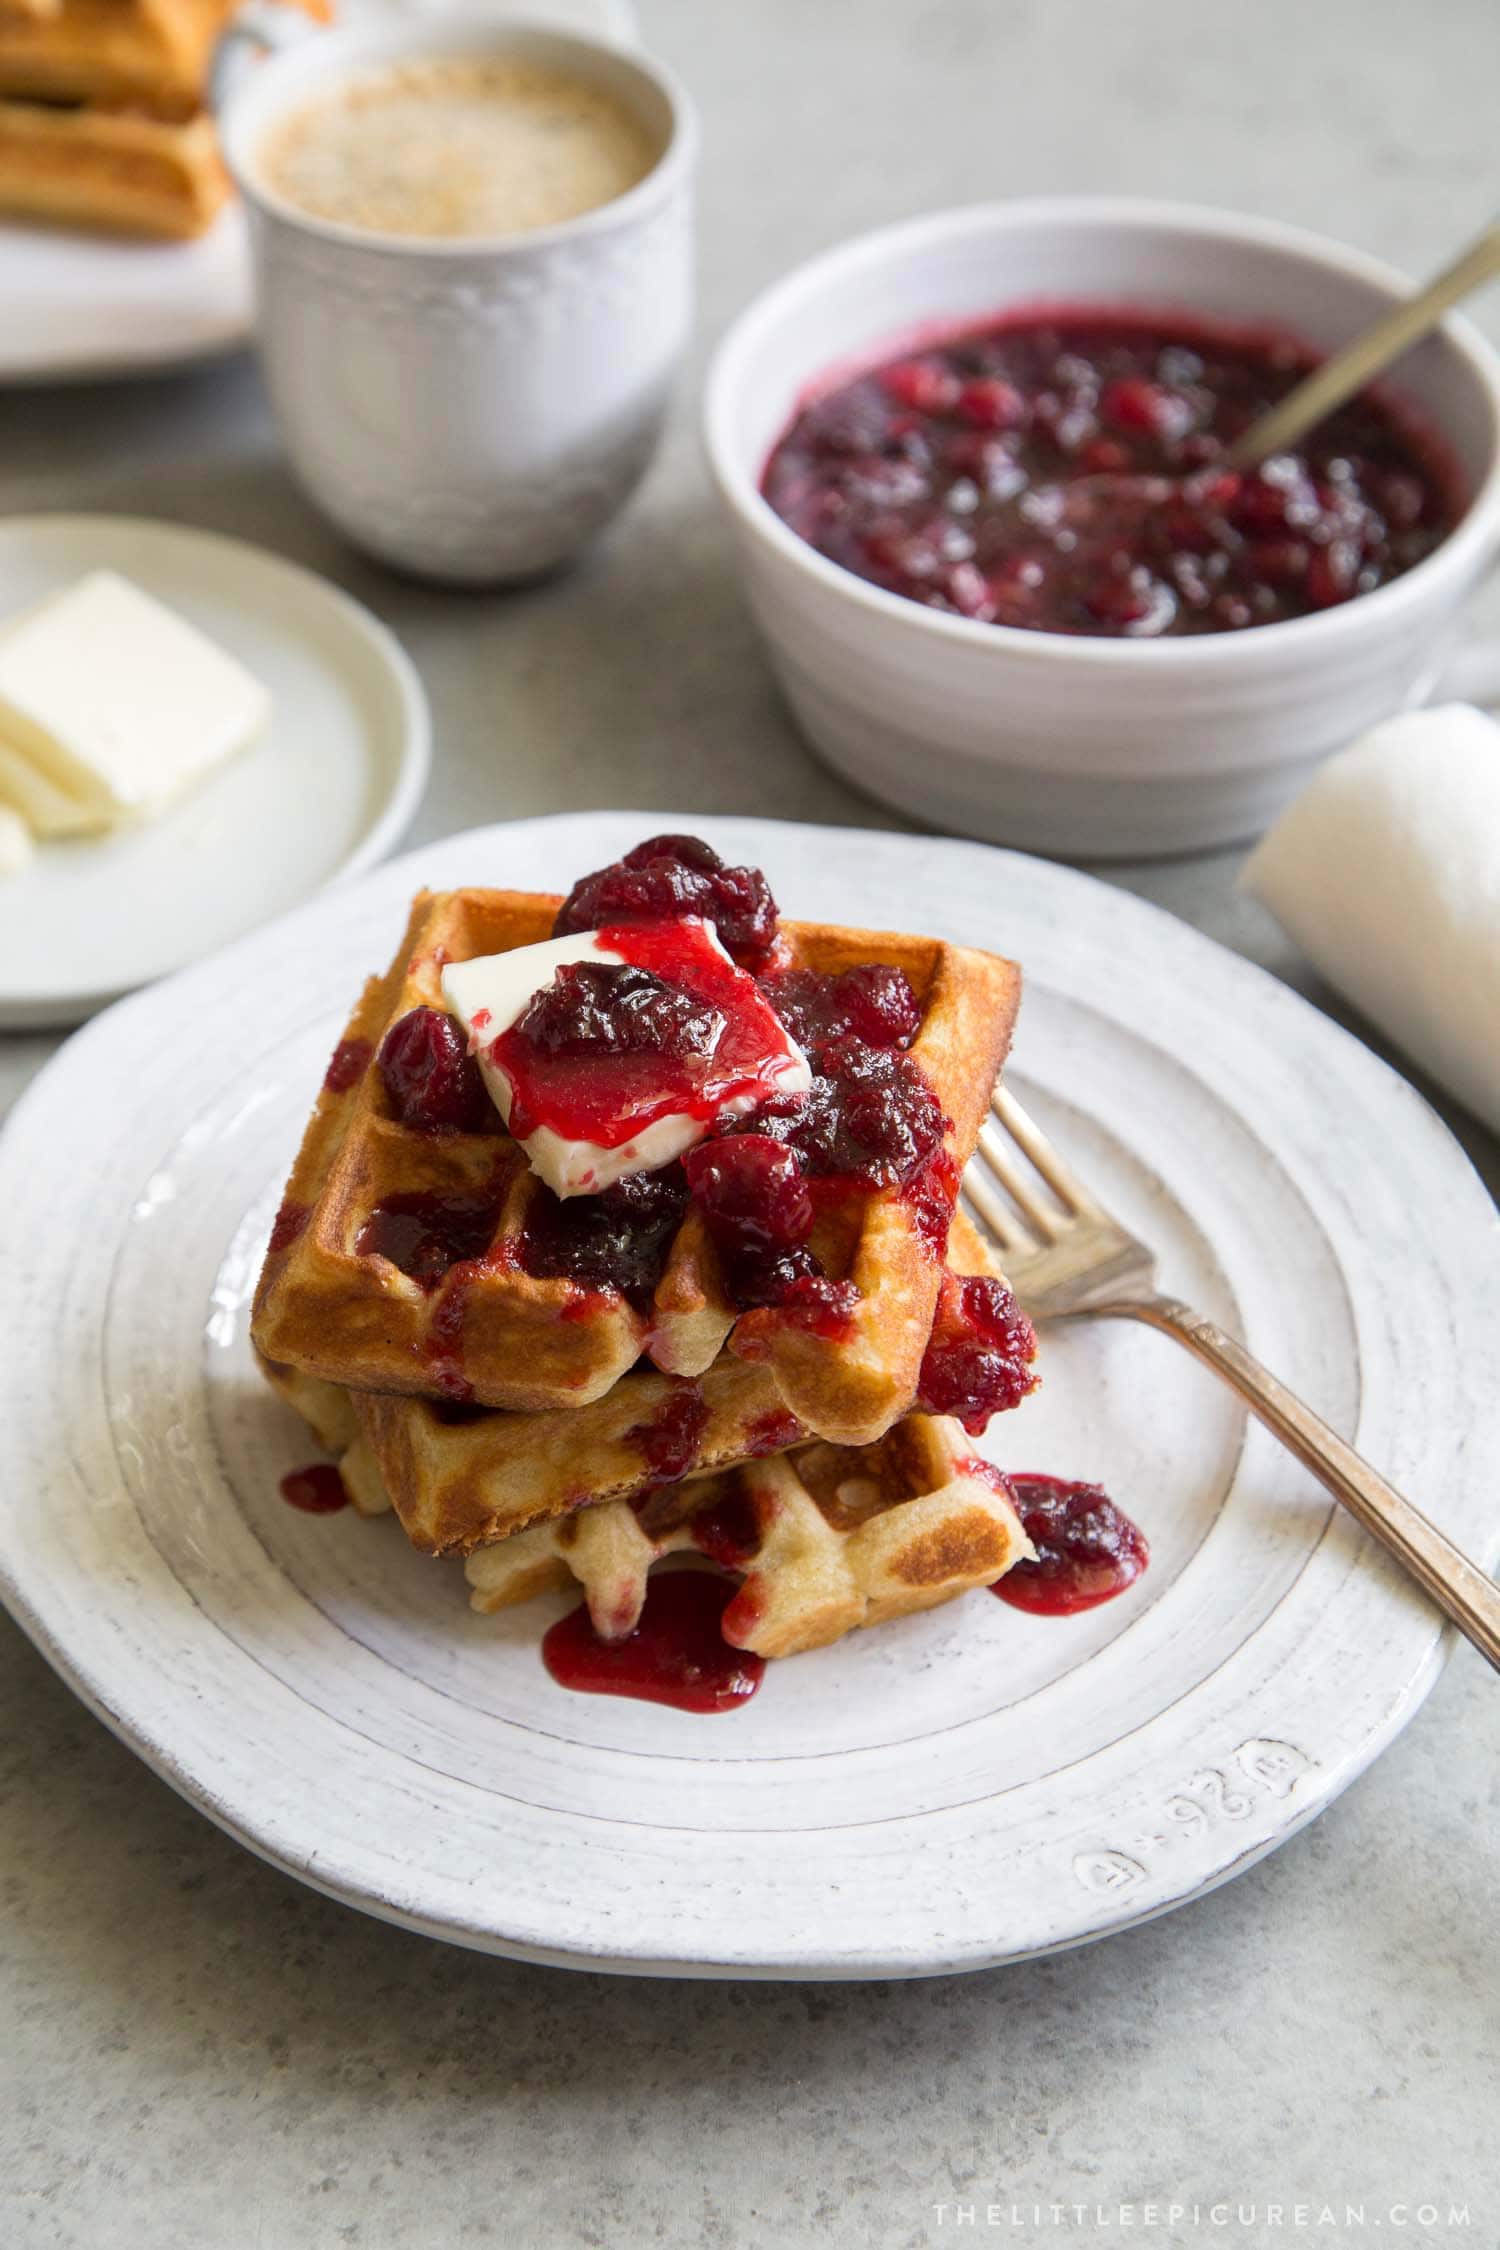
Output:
[
  {"xmin": 0, "ymin": 812, "xmax": 1495, "ymax": 1977},
  {"xmin": 0, "ymin": 209, "xmax": 254, "ymax": 387},
  {"xmin": 0, "ymin": 514, "xmax": 428, "ymax": 1027}
]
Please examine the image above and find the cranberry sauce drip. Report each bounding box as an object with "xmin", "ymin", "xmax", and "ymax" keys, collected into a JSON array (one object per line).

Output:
[
  {"xmin": 625, "ymin": 1384, "xmax": 711, "ymax": 1483},
  {"xmin": 324, "ymin": 1037, "xmax": 372, "ymax": 1095},
  {"xmin": 355, "ymin": 1189, "xmax": 502, "ymax": 1290},
  {"xmin": 267, "ymin": 1197, "xmax": 309, "ymax": 1254},
  {"xmin": 378, "ymin": 1006, "xmax": 492, "ymax": 1133},
  {"xmin": 743, "ymin": 1407, "xmax": 806, "ymax": 1457},
  {"xmin": 904, "ymin": 1147, "xmax": 961, "ymax": 1259},
  {"xmin": 542, "ymin": 1569, "xmax": 764, "ymax": 1713},
  {"xmin": 554, "ymin": 833, "xmax": 779, "ymax": 967},
  {"xmin": 763, "ymin": 309, "xmax": 1460, "ymax": 638},
  {"xmin": 516, "ymin": 1163, "xmax": 689, "ymax": 1312},
  {"xmin": 917, "ymin": 1272, "xmax": 1039, "ymax": 1434},
  {"xmin": 992, "ymin": 1472, "xmax": 1149, "ymax": 1614},
  {"xmin": 491, "ymin": 919, "xmax": 802, "ymax": 1150},
  {"xmin": 690, "ymin": 1486, "xmax": 763, "ymax": 1568},
  {"xmin": 279, "ymin": 1463, "xmax": 348, "ymax": 1514}
]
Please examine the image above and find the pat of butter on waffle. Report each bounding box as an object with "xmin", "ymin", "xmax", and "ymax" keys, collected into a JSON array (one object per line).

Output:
[
  {"xmin": 0, "ymin": 571, "xmax": 269, "ymax": 828},
  {"xmin": 442, "ymin": 921, "xmax": 810, "ymax": 1197}
]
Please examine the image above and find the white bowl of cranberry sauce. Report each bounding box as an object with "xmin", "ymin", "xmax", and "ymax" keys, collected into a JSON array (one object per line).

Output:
[{"xmin": 704, "ymin": 200, "xmax": 1500, "ymax": 857}]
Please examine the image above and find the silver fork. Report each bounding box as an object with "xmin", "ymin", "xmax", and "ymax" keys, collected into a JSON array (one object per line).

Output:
[{"xmin": 967, "ymin": 1083, "xmax": 1500, "ymax": 1671}]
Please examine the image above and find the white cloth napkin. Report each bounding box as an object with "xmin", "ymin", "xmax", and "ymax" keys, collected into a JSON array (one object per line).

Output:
[{"xmin": 1242, "ymin": 703, "xmax": 1500, "ymax": 1134}]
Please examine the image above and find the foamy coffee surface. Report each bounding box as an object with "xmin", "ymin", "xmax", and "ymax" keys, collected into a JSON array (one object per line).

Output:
[{"xmin": 260, "ymin": 56, "xmax": 658, "ymax": 239}]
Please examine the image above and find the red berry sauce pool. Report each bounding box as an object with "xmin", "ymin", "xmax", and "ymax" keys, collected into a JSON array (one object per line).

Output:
[
  {"xmin": 279, "ymin": 1463, "xmax": 349, "ymax": 1514},
  {"xmin": 763, "ymin": 307, "xmax": 1462, "ymax": 637},
  {"xmin": 993, "ymin": 1472, "xmax": 1149, "ymax": 1614},
  {"xmin": 542, "ymin": 1570, "xmax": 764, "ymax": 1713}
]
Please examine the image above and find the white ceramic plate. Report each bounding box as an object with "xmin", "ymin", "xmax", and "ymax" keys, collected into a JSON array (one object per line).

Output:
[
  {"xmin": 0, "ymin": 209, "xmax": 254, "ymax": 387},
  {"xmin": 0, "ymin": 0, "xmax": 641, "ymax": 386},
  {"xmin": 0, "ymin": 515, "xmax": 428, "ymax": 1028},
  {"xmin": 1, "ymin": 813, "xmax": 1495, "ymax": 1978}
]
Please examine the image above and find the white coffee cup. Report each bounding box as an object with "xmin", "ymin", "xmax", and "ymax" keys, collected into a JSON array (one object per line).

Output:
[{"xmin": 215, "ymin": 10, "xmax": 696, "ymax": 584}]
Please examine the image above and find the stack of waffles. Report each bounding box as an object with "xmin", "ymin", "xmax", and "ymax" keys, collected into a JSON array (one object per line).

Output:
[
  {"xmin": 0, "ymin": 0, "xmax": 328, "ymax": 237},
  {"xmin": 252, "ymin": 841, "xmax": 1042, "ymax": 1665}
]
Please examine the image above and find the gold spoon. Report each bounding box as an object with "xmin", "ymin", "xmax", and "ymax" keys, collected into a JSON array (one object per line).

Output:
[{"xmin": 1226, "ymin": 217, "xmax": 1500, "ymax": 469}]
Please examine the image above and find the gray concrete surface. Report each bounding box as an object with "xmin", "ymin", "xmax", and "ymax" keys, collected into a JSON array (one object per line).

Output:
[{"xmin": 2, "ymin": 2, "xmax": 1497, "ymax": 2244}]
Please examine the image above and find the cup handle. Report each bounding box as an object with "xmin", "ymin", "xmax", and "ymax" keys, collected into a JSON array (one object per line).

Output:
[
  {"xmin": 208, "ymin": 0, "xmax": 321, "ymax": 116},
  {"xmin": 1427, "ymin": 636, "xmax": 1500, "ymax": 707}
]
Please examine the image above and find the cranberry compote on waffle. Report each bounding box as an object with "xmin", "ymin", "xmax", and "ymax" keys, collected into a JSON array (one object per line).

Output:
[{"xmin": 252, "ymin": 835, "xmax": 1023, "ymax": 1446}]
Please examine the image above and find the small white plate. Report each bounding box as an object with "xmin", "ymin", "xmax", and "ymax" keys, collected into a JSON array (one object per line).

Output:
[
  {"xmin": 0, "ymin": 813, "xmax": 1495, "ymax": 1978},
  {"xmin": 0, "ymin": 515, "xmax": 428, "ymax": 1028},
  {"xmin": 0, "ymin": 2, "xmax": 641, "ymax": 386}
]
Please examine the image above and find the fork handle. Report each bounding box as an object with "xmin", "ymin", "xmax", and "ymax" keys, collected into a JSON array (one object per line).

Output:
[{"xmin": 1127, "ymin": 1296, "xmax": 1500, "ymax": 1670}]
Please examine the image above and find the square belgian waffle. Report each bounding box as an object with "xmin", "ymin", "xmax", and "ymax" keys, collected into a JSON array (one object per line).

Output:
[
  {"xmin": 462, "ymin": 1420, "xmax": 1033, "ymax": 1661},
  {"xmin": 266, "ymin": 1359, "xmax": 1032, "ymax": 1663},
  {"xmin": 252, "ymin": 885, "xmax": 1021, "ymax": 1448},
  {"xmin": 257, "ymin": 1208, "xmax": 1035, "ymax": 1555}
]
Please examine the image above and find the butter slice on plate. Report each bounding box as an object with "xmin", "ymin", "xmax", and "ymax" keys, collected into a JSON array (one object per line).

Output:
[
  {"xmin": 0, "ymin": 731, "xmax": 103, "ymax": 837},
  {"xmin": 0, "ymin": 570, "xmax": 271, "ymax": 824}
]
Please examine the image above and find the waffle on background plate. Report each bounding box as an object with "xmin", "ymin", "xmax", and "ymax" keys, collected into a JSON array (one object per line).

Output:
[
  {"xmin": 0, "ymin": 0, "xmax": 330, "ymax": 237},
  {"xmin": 252, "ymin": 887, "xmax": 1021, "ymax": 1446}
]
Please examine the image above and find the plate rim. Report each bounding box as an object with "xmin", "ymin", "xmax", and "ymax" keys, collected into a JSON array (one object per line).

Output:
[
  {"xmin": 0, "ymin": 208, "xmax": 251, "ymax": 389},
  {"xmin": 0, "ymin": 512, "xmax": 430, "ymax": 1028},
  {"xmin": 2, "ymin": 809, "xmax": 1496, "ymax": 1978}
]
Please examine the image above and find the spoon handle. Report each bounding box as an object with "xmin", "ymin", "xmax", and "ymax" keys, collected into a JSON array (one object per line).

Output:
[{"xmin": 1226, "ymin": 219, "xmax": 1500, "ymax": 469}]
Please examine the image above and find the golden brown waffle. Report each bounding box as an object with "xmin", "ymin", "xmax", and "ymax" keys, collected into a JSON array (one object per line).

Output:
[
  {"xmin": 0, "ymin": 95, "xmax": 226, "ymax": 235},
  {"xmin": 262, "ymin": 1345, "xmax": 798, "ymax": 1551},
  {"xmin": 258, "ymin": 1212, "xmax": 1028, "ymax": 1556},
  {"xmin": 264, "ymin": 1357, "xmax": 1032, "ymax": 1663},
  {"xmin": 0, "ymin": 0, "xmax": 329, "ymax": 119},
  {"xmin": 252, "ymin": 887, "xmax": 1021, "ymax": 1447},
  {"xmin": 472, "ymin": 1417, "xmax": 1033, "ymax": 1661}
]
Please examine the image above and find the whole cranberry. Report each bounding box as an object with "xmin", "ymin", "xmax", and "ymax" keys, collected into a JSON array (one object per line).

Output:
[
  {"xmin": 1306, "ymin": 538, "xmax": 1361, "ymax": 609},
  {"xmin": 377, "ymin": 1007, "xmax": 492, "ymax": 1133},
  {"xmin": 956, "ymin": 377, "xmax": 1027, "ymax": 431},
  {"xmin": 553, "ymin": 834, "xmax": 779, "ymax": 964},
  {"xmin": 515, "ymin": 962, "xmax": 726, "ymax": 1062},
  {"xmin": 1099, "ymin": 376, "xmax": 1195, "ymax": 443},
  {"xmin": 518, "ymin": 1164, "xmax": 690, "ymax": 1311},
  {"xmin": 756, "ymin": 1036, "xmax": 947, "ymax": 1187},
  {"xmin": 946, "ymin": 561, "xmax": 996, "ymax": 618},
  {"xmin": 684, "ymin": 1135, "xmax": 814, "ymax": 1251},
  {"xmin": 880, "ymin": 359, "xmax": 962, "ymax": 415},
  {"xmin": 1083, "ymin": 567, "xmax": 1171, "ymax": 631},
  {"xmin": 917, "ymin": 1273, "xmax": 1038, "ymax": 1433},
  {"xmin": 761, "ymin": 964, "xmax": 923, "ymax": 1052}
]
